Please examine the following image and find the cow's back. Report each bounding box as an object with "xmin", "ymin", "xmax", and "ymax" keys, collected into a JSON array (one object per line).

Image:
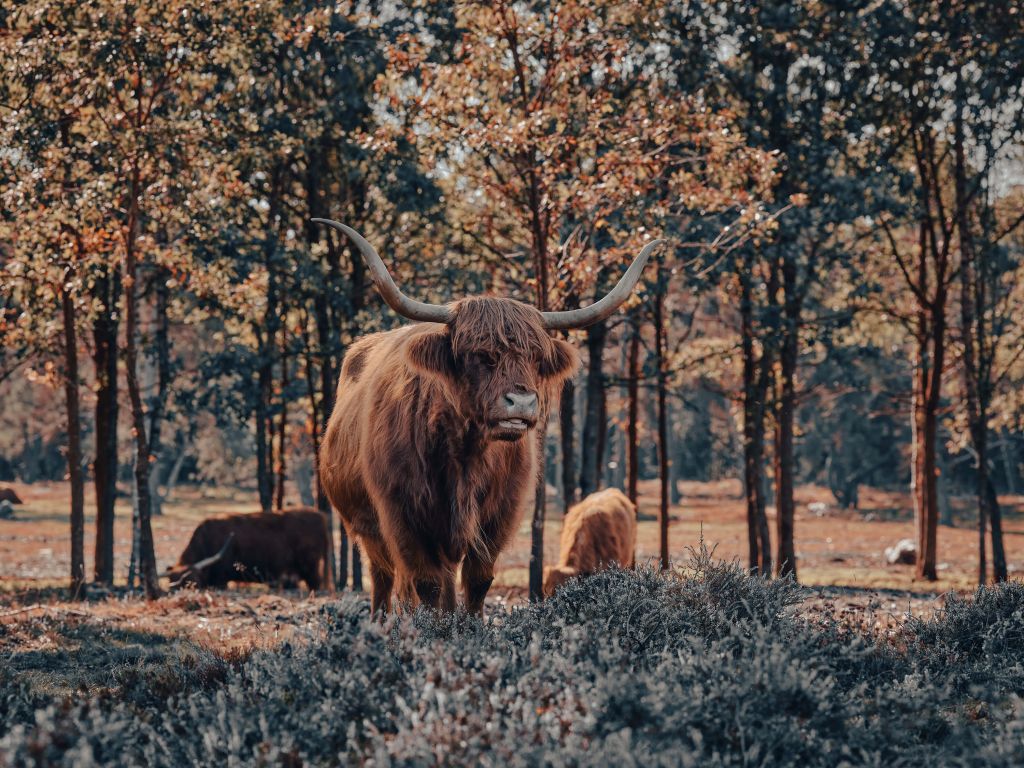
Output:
[{"xmin": 558, "ymin": 488, "xmax": 637, "ymax": 573}]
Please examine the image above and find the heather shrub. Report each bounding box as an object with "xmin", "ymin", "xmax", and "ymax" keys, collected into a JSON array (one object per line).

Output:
[{"xmin": 2, "ymin": 551, "xmax": 1023, "ymax": 766}]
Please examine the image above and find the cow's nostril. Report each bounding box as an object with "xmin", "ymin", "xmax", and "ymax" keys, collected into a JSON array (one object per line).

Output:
[{"xmin": 505, "ymin": 391, "xmax": 539, "ymax": 411}]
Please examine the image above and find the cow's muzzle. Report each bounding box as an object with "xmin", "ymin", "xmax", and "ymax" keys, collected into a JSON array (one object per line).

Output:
[{"xmin": 492, "ymin": 391, "xmax": 538, "ymax": 440}]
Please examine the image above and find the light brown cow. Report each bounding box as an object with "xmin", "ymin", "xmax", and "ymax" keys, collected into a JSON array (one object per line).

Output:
[
  {"xmin": 314, "ymin": 220, "xmax": 660, "ymax": 615},
  {"xmin": 543, "ymin": 488, "xmax": 637, "ymax": 597}
]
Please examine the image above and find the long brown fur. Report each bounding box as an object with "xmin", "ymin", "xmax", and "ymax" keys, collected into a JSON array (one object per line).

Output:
[
  {"xmin": 321, "ymin": 297, "xmax": 579, "ymax": 615},
  {"xmin": 543, "ymin": 488, "xmax": 637, "ymax": 597},
  {"xmin": 167, "ymin": 507, "xmax": 329, "ymax": 590}
]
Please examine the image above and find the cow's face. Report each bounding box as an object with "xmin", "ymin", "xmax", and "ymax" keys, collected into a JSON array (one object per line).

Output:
[{"xmin": 408, "ymin": 298, "xmax": 579, "ymax": 442}]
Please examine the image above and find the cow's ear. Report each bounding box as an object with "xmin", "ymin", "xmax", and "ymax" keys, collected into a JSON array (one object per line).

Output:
[
  {"xmin": 539, "ymin": 338, "xmax": 579, "ymax": 380},
  {"xmin": 408, "ymin": 329, "xmax": 457, "ymax": 379}
]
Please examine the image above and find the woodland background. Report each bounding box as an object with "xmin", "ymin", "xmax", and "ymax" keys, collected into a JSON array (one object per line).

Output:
[{"xmin": 1, "ymin": 0, "xmax": 1023, "ymax": 601}]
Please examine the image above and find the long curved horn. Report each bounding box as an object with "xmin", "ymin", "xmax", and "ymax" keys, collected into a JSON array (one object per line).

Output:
[
  {"xmin": 311, "ymin": 219, "xmax": 452, "ymax": 324},
  {"xmin": 193, "ymin": 531, "xmax": 235, "ymax": 572},
  {"xmin": 169, "ymin": 532, "xmax": 237, "ymax": 589},
  {"xmin": 542, "ymin": 239, "xmax": 665, "ymax": 330}
]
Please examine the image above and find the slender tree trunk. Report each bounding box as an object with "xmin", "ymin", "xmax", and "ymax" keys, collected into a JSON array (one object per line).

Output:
[
  {"xmin": 122, "ymin": 172, "xmax": 161, "ymax": 599},
  {"xmin": 61, "ymin": 281, "xmax": 85, "ymax": 599},
  {"xmin": 530, "ymin": 422, "xmax": 548, "ymax": 599},
  {"xmin": 774, "ymin": 257, "xmax": 799, "ymax": 580},
  {"xmin": 986, "ymin": 477, "xmax": 1007, "ymax": 582},
  {"xmin": 654, "ymin": 269, "xmax": 670, "ymax": 570},
  {"xmin": 579, "ymin": 319, "xmax": 608, "ymax": 498},
  {"xmin": 915, "ymin": 320, "xmax": 943, "ymax": 582},
  {"xmin": 148, "ymin": 275, "xmax": 171, "ymax": 518},
  {"xmin": 740, "ymin": 262, "xmax": 772, "ymax": 576},
  {"xmin": 527, "ymin": 188, "xmax": 551, "ymax": 602},
  {"xmin": 559, "ymin": 377, "xmax": 576, "ymax": 513},
  {"xmin": 255, "ymin": 343, "xmax": 273, "ymax": 513},
  {"xmin": 92, "ymin": 269, "xmax": 119, "ymax": 585},
  {"xmin": 627, "ymin": 320, "xmax": 640, "ymax": 508},
  {"xmin": 999, "ymin": 429, "xmax": 1017, "ymax": 495},
  {"xmin": 275, "ymin": 334, "xmax": 289, "ymax": 510},
  {"xmin": 301, "ymin": 317, "xmax": 336, "ymax": 594}
]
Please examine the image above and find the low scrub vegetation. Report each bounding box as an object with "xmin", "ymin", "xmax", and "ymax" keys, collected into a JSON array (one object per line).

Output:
[{"xmin": 2, "ymin": 549, "xmax": 1023, "ymax": 766}]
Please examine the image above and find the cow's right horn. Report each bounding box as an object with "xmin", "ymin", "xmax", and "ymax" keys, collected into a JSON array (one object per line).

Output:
[
  {"xmin": 541, "ymin": 239, "xmax": 664, "ymax": 330},
  {"xmin": 312, "ymin": 219, "xmax": 452, "ymax": 324}
]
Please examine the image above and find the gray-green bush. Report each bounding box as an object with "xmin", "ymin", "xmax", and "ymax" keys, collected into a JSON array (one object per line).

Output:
[{"xmin": 2, "ymin": 550, "xmax": 1023, "ymax": 766}]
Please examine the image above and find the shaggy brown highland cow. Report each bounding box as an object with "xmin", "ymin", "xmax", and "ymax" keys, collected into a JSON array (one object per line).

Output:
[
  {"xmin": 543, "ymin": 488, "xmax": 637, "ymax": 597},
  {"xmin": 167, "ymin": 507, "xmax": 329, "ymax": 590},
  {"xmin": 314, "ymin": 219, "xmax": 660, "ymax": 614},
  {"xmin": 0, "ymin": 487, "xmax": 23, "ymax": 505}
]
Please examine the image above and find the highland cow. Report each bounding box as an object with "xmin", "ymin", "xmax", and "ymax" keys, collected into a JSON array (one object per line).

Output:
[
  {"xmin": 314, "ymin": 219, "xmax": 660, "ymax": 614},
  {"xmin": 167, "ymin": 507, "xmax": 329, "ymax": 590},
  {"xmin": 0, "ymin": 487, "xmax": 23, "ymax": 505},
  {"xmin": 543, "ymin": 488, "xmax": 637, "ymax": 597}
]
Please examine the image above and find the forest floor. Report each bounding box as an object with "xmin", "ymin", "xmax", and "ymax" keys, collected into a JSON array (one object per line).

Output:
[
  {"xmin": 0, "ymin": 478, "xmax": 1022, "ymax": 681},
  {"xmin": 0, "ymin": 481, "xmax": 1019, "ymax": 708}
]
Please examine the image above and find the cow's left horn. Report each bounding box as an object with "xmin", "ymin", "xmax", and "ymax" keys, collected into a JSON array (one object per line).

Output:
[
  {"xmin": 541, "ymin": 239, "xmax": 665, "ymax": 330},
  {"xmin": 312, "ymin": 219, "xmax": 452, "ymax": 324}
]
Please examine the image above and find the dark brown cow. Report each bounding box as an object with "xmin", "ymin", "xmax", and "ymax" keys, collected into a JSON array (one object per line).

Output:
[
  {"xmin": 167, "ymin": 507, "xmax": 329, "ymax": 590},
  {"xmin": 315, "ymin": 219, "xmax": 660, "ymax": 614},
  {"xmin": 0, "ymin": 487, "xmax": 23, "ymax": 505}
]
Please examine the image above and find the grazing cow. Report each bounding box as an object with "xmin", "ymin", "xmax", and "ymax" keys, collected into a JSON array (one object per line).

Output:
[
  {"xmin": 543, "ymin": 488, "xmax": 637, "ymax": 597},
  {"xmin": 0, "ymin": 487, "xmax": 23, "ymax": 505},
  {"xmin": 314, "ymin": 219, "xmax": 660, "ymax": 614},
  {"xmin": 167, "ymin": 507, "xmax": 329, "ymax": 590}
]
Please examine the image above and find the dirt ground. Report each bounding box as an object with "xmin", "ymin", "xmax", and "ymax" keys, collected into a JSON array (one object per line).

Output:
[{"xmin": 1, "ymin": 478, "xmax": 1022, "ymax": 659}]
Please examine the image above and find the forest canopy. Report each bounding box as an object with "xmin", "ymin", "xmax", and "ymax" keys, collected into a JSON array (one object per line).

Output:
[{"xmin": 1, "ymin": 0, "xmax": 1022, "ymax": 598}]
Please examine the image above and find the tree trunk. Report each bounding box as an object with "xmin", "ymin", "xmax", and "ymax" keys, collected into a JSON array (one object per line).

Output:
[
  {"xmin": 774, "ymin": 256, "xmax": 799, "ymax": 580},
  {"xmin": 61, "ymin": 282, "xmax": 85, "ymax": 600},
  {"xmin": 529, "ymin": 422, "xmax": 548, "ymax": 600},
  {"xmin": 122, "ymin": 175, "xmax": 161, "ymax": 599},
  {"xmin": 314, "ymin": 302, "xmax": 338, "ymax": 589},
  {"xmin": 999, "ymin": 429, "xmax": 1017, "ymax": 495},
  {"xmin": 627, "ymin": 321, "xmax": 640, "ymax": 509},
  {"xmin": 255, "ymin": 349, "xmax": 273, "ymax": 513},
  {"xmin": 740, "ymin": 261, "xmax": 772, "ymax": 576},
  {"xmin": 986, "ymin": 477, "xmax": 1007, "ymax": 582},
  {"xmin": 301, "ymin": 318, "xmax": 336, "ymax": 594},
  {"xmin": 914, "ymin": 323, "xmax": 941, "ymax": 582},
  {"xmin": 579, "ymin": 319, "xmax": 608, "ymax": 498},
  {"xmin": 92, "ymin": 269, "xmax": 119, "ymax": 585},
  {"xmin": 654, "ymin": 270, "xmax": 670, "ymax": 570},
  {"xmin": 148, "ymin": 274, "xmax": 171, "ymax": 518},
  {"xmin": 275, "ymin": 336, "xmax": 289, "ymax": 510},
  {"xmin": 559, "ymin": 377, "xmax": 576, "ymax": 513},
  {"xmin": 163, "ymin": 443, "xmax": 187, "ymax": 502}
]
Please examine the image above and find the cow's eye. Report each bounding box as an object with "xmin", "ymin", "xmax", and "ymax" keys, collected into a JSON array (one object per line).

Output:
[{"xmin": 475, "ymin": 352, "xmax": 497, "ymax": 368}]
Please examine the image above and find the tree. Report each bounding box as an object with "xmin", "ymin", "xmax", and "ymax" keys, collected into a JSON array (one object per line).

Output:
[{"xmin": 862, "ymin": 0, "xmax": 1024, "ymax": 580}]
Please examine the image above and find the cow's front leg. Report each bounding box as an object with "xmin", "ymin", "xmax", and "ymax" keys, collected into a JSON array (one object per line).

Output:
[
  {"xmin": 369, "ymin": 561, "xmax": 394, "ymax": 617},
  {"xmin": 461, "ymin": 553, "xmax": 495, "ymax": 616},
  {"xmin": 414, "ymin": 569, "xmax": 457, "ymax": 612}
]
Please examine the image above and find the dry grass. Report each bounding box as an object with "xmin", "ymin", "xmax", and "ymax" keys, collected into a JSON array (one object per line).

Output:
[{"xmin": 0, "ymin": 478, "xmax": 1022, "ymax": 650}]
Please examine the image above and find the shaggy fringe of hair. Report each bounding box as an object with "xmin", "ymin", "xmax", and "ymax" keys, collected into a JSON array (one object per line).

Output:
[{"xmin": 448, "ymin": 298, "xmax": 549, "ymax": 357}]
